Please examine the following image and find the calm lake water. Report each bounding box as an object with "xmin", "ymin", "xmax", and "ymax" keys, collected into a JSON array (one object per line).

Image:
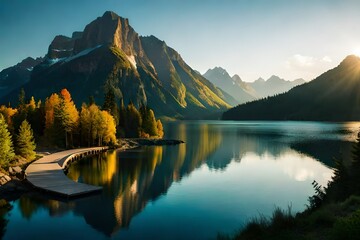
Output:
[{"xmin": 3, "ymin": 121, "xmax": 360, "ymax": 239}]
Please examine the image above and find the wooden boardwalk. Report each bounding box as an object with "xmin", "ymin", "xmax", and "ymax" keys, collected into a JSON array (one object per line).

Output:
[{"xmin": 25, "ymin": 147, "xmax": 107, "ymax": 198}]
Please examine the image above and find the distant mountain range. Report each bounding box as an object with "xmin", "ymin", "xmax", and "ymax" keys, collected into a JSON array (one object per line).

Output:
[
  {"xmin": 0, "ymin": 57, "xmax": 43, "ymax": 100},
  {"xmin": 203, "ymin": 67, "xmax": 257, "ymax": 104},
  {"xmin": 203, "ymin": 67, "xmax": 305, "ymax": 104},
  {"xmin": 0, "ymin": 11, "xmax": 236, "ymax": 119},
  {"xmin": 223, "ymin": 55, "xmax": 360, "ymax": 121}
]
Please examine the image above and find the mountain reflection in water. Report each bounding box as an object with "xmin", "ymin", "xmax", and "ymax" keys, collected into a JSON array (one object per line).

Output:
[{"xmin": 4, "ymin": 121, "xmax": 360, "ymax": 239}]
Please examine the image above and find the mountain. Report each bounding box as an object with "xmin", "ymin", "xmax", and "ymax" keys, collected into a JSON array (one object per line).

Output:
[
  {"xmin": 223, "ymin": 55, "xmax": 360, "ymax": 121},
  {"xmin": 203, "ymin": 67, "xmax": 305, "ymax": 104},
  {"xmin": 203, "ymin": 67, "xmax": 257, "ymax": 104},
  {"xmin": 0, "ymin": 57, "xmax": 43, "ymax": 99},
  {"xmin": 249, "ymin": 75, "xmax": 305, "ymax": 98},
  {"xmin": 0, "ymin": 11, "xmax": 233, "ymax": 119}
]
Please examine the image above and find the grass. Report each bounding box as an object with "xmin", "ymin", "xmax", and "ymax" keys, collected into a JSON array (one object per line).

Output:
[{"xmin": 222, "ymin": 195, "xmax": 360, "ymax": 240}]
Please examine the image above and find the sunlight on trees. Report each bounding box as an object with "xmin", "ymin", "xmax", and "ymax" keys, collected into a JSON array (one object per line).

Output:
[
  {"xmin": 80, "ymin": 103, "xmax": 117, "ymax": 146},
  {"xmin": 0, "ymin": 88, "xmax": 165, "ymax": 169},
  {"xmin": 45, "ymin": 93, "xmax": 61, "ymax": 131},
  {"xmin": 58, "ymin": 89, "xmax": 79, "ymax": 148},
  {"xmin": 16, "ymin": 120, "xmax": 36, "ymax": 161},
  {"xmin": 0, "ymin": 114, "xmax": 15, "ymax": 166}
]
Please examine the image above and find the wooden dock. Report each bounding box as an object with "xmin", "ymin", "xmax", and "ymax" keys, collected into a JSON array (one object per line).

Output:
[{"xmin": 25, "ymin": 147, "xmax": 107, "ymax": 198}]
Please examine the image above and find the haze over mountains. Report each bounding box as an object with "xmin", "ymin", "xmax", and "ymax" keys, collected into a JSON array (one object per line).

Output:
[
  {"xmin": 0, "ymin": 11, "xmax": 236, "ymax": 119},
  {"xmin": 223, "ymin": 55, "xmax": 360, "ymax": 121},
  {"xmin": 203, "ymin": 67, "xmax": 305, "ymax": 104}
]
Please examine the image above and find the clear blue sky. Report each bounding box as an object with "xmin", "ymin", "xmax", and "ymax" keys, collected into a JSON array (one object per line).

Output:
[{"xmin": 1, "ymin": 0, "xmax": 360, "ymax": 81}]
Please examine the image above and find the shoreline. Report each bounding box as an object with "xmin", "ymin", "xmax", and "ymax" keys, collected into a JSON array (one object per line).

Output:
[{"xmin": 0, "ymin": 138, "xmax": 185, "ymax": 201}]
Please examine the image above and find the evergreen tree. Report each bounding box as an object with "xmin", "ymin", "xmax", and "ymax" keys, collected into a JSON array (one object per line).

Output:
[
  {"xmin": 18, "ymin": 88, "xmax": 26, "ymax": 110},
  {"xmin": 88, "ymin": 96, "xmax": 95, "ymax": 106},
  {"xmin": 117, "ymin": 98, "xmax": 126, "ymax": 137},
  {"xmin": 140, "ymin": 105, "xmax": 158, "ymax": 137},
  {"xmin": 0, "ymin": 114, "xmax": 14, "ymax": 167},
  {"xmin": 16, "ymin": 120, "xmax": 36, "ymax": 161},
  {"xmin": 13, "ymin": 89, "xmax": 29, "ymax": 135},
  {"xmin": 103, "ymin": 88, "xmax": 119, "ymax": 125},
  {"xmin": 125, "ymin": 102, "xmax": 142, "ymax": 138}
]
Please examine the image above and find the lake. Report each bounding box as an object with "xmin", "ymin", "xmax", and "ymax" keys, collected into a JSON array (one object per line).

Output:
[{"xmin": 2, "ymin": 121, "xmax": 360, "ymax": 239}]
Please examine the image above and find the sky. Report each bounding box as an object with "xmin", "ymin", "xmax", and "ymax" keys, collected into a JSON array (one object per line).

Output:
[{"xmin": 1, "ymin": 0, "xmax": 360, "ymax": 82}]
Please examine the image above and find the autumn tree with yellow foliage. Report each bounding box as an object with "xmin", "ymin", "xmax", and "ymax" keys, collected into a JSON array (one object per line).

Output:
[
  {"xmin": 58, "ymin": 89, "xmax": 79, "ymax": 148},
  {"xmin": 80, "ymin": 103, "xmax": 116, "ymax": 146}
]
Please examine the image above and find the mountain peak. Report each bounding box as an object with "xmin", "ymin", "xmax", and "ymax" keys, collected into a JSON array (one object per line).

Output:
[
  {"xmin": 232, "ymin": 74, "xmax": 242, "ymax": 82},
  {"xmin": 73, "ymin": 11, "xmax": 137, "ymax": 55},
  {"xmin": 255, "ymin": 77, "xmax": 265, "ymax": 83},
  {"xmin": 267, "ymin": 75, "xmax": 284, "ymax": 83},
  {"xmin": 211, "ymin": 67, "xmax": 229, "ymax": 76},
  {"xmin": 16, "ymin": 57, "xmax": 42, "ymax": 68},
  {"xmin": 340, "ymin": 55, "xmax": 360, "ymax": 67},
  {"xmin": 102, "ymin": 11, "xmax": 121, "ymax": 20}
]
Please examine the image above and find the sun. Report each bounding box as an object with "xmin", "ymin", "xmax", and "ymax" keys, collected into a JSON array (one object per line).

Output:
[{"xmin": 353, "ymin": 47, "xmax": 360, "ymax": 57}]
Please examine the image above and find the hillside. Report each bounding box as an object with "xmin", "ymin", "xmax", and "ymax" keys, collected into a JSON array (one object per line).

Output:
[{"xmin": 223, "ymin": 55, "xmax": 360, "ymax": 121}]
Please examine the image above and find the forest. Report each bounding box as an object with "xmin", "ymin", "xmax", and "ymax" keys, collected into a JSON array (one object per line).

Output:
[{"xmin": 0, "ymin": 88, "xmax": 164, "ymax": 170}]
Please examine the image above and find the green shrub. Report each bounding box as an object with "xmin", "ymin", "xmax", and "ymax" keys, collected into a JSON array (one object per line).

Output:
[{"xmin": 332, "ymin": 209, "xmax": 360, "ymax": 240}]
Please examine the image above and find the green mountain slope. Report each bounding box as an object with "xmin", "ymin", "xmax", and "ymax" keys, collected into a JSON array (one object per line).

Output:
[{"xmin": 223, "ymin": 55, "xmax": 360, "ymax": 121}]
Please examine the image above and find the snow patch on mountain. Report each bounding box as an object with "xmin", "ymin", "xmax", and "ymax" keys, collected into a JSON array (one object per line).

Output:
[{"xmin": 65, "ymin": 45, "xmax": 102, "ymax": 62}]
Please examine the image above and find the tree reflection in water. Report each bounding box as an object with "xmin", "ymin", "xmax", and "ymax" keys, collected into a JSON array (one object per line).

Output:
[{"xmin": 14, "ymin": 121, "xmax": 355, "ymax": 238}]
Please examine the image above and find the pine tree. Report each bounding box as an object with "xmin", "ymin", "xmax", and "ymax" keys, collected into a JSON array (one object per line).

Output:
[
  {"xmin": 140, "ymin": 106, "xmax": 158, "ymax": 137},
  {"xmin": 125, "ymin": 102, "xmax": 142, "ymax": 138},
  {"xmin": 0, "ymin": 114, "xmax": 15, "ymax": 167},
  {"xmin": 16, "ymin": 120, "xmax": 36, "ymax": 161},
  {"xmin": 103, "ymin": 88, "xmax": 119, "ymax": 125},
  {"xmin": 88, "ymin": 96, "xmax": 95, "ymax": 106},
  {"xmin": 117, "ymin": 98, "xmax": 126, "ymax": 137},
  {"xmin": 18, "ymin": 88, "xmax": 26, "ymax": 110}
]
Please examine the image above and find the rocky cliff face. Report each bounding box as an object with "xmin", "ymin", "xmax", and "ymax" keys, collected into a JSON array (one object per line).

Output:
[
  {"xmin": 73, "ymin": 11, "xmax": 143, "ymax": 57},
  {"xmin": 48, "ymin": 35, "xmax": 78, "ymax": 59}
]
